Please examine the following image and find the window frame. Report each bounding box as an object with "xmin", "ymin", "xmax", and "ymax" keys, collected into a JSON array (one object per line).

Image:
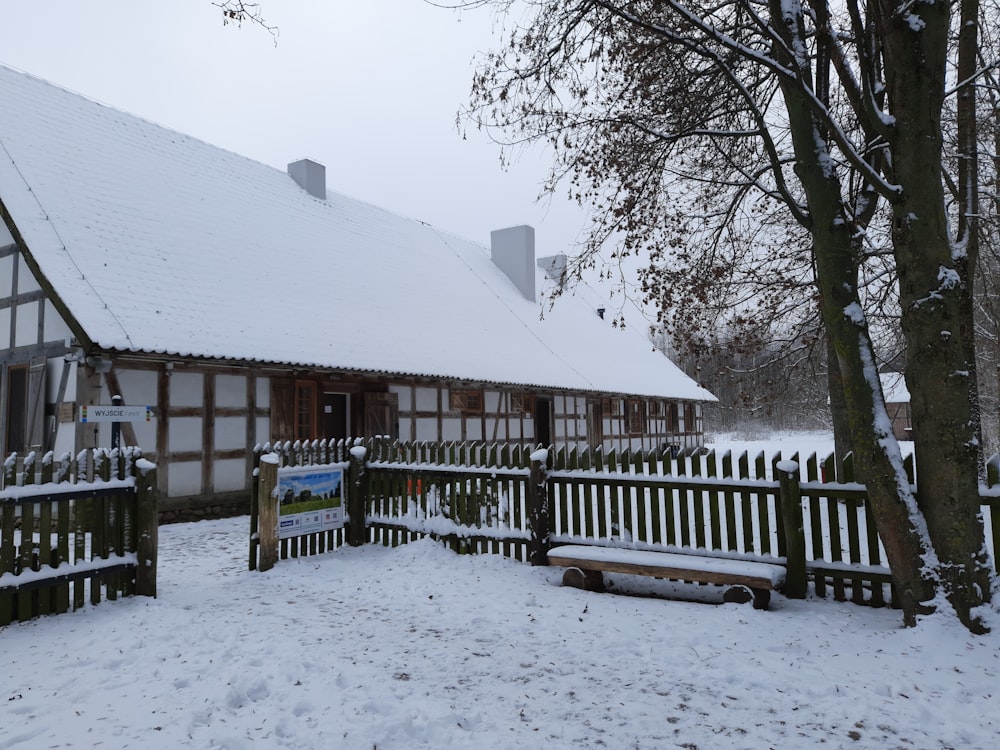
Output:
[
  {"xmin": 294, "ymin": 379, "xmax": 317, "ymax": 441},
  {"xmin": 625, "ymin": 398, "xmax": 647, "ymax": 435},
  {"xmin": 450, "ymin": 388, "xmax": 484, "ymax": 414}
]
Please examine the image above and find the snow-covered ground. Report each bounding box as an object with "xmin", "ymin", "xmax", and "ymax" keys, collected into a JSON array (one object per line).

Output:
[
  {"xmin": 2, "ymin": 434, "xmax": 998, "ymax": 749},
  {"xmin": 705, "ymin": 429, "xmax": 915, "ymax": 464}
]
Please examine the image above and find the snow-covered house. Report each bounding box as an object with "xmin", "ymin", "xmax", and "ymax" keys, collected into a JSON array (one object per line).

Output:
[
  {"xmin": 880, "ymin": 372, "xmax": 911, "ymax": 441},
  {"xmin": 0, "ymin": 65, "xmax": 714, "ymax": 516}
]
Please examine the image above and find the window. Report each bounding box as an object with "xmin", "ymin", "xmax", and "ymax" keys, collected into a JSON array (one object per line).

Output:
[
  {"xmin": 509, "ymin": 393, "xmax": 535, "ymax": 413},
  {"xmin": 683, "ymin": 403, "xmax": 697, "ymax": 433},
  {"xmin": 363, "ymin": 392, "xmax": 399, "ymax": 438},
  {"xmin": 626, "ymin": 398, "xmax": 646, "ymax": 435},
  {"xmin": 586, "ymin": 399, "xmax": 604, "ymax": 447},
  {"xmin": 667, "ymin": 402, "xmax": 680, "ymax": 432},
  {"xmin": 450, "ymin": 389, "xmax": 483, "ymax": 414},
  {"xmin": 294, "ymin": 380, "xmax": 317, "ymax": 440}
]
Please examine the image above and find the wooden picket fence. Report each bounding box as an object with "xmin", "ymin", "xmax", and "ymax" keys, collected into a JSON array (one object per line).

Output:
[
  {"xmin": 250, "ymin": 438, "xmax": 1000, "ymax": 609},
  {"xmin": 0, "ymin": 447, "xmax": 158, "ymax": 627}
]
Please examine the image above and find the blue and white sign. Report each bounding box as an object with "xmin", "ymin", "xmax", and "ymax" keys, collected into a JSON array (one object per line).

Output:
[
  {"xmin": 80, "ymin": 404, "xmax": 152, "ymax": 422},
  {"xmin": 276, "ymin": 464, "xmax": 345, "ymax": 540}
]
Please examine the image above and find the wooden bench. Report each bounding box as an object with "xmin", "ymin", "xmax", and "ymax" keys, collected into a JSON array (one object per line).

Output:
[{"xmin": 547, "ymin": 545, "xmax": 786, "ymax": 610}]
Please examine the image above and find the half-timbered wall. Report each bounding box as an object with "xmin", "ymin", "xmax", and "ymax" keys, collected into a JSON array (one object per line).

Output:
[
  {"xmin": 100, "ymin": 360, "xmax": 271, "ymax": 515},
  {"xmin": 387, "ymin": 383, "xmax": 703, "ymax": 453},
  {"xmin": 2, "ymin": 277, "xmax": 707, "ymax": 516},
  {"xmin": 0, "ymin": 244, "xmax": 74, "ymax": 458}
]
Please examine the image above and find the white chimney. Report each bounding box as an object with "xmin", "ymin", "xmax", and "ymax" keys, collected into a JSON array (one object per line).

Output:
[
  {"xmin": 287, "ymin": 159, "xmax": 326, "ymax": 200},
  {"xmin": 490, "ymin": 225, "xmax": 535, "ymax": 302}
]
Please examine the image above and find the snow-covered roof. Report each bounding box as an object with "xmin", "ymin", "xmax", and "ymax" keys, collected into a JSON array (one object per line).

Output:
[
  {"xmin": 0, "ymin": 65, "xmax": 714, "ymax": 402},
  {"xmin": 880, "ymin": 372, "xmax": 909, "ymax": 404}
]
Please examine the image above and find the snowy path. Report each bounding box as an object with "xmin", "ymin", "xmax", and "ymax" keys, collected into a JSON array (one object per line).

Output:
[{"xmin": 1, "ymin": 515, "xmax": 997, "ymax": 749}]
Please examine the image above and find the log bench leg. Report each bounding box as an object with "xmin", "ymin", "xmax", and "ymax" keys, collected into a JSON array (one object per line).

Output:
[
  {"xmin": 562, "ymin": 567, "xmax": 605, "ymax": 592},
  {"xmin": 722, "ymin": 585, "xmax": 753, "ymax": 605},
  {"xmin": 723, "ymin": 585, "xmax": 771, "ymax": 610}
]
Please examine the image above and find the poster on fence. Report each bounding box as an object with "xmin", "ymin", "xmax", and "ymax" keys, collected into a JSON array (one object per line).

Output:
[{"xmin": 276, "ymin": 465, "xmax": 345, "ymax": 540}]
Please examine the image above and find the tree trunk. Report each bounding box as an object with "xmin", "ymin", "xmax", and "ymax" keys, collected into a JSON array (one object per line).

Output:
[
  {"xmin": 827, "ymin": 335, "xmax": 853, "ymax": 477},
  {"xmin": 877, "ymin": 0, "xmax": 992, "ymax": 631},
  {"xmin": 771, "ymin": 0, "xmax": 937, "ymax": 624}
]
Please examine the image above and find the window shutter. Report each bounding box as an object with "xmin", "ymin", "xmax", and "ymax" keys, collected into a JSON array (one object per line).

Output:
[
  {"xmin": 26, "ymin": 357, "xmax": 46, "ymax": 452},
  {"xmin": 449, "ymin": 389, "xmax": 483, "ymax": 414},
  {"xmin": 270, "ymin": 378, "xmax": 294, "ymax": 441},
  {"xmin": 364, "ymin": 392, "xmax": 399, "ymax": 438}
]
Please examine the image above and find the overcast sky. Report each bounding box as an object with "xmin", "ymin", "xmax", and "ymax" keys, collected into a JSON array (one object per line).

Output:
[{"xmin": 0, "ymin": 0, "xmax": 589, "ymax": 254}]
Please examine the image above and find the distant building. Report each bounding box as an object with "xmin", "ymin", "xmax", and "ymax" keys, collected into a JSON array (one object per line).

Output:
[
  {"xmin": 880, "ymin": 372, "xmax": 911, "ymax": 441},
  {"xmin": 0, "ymin": 65, "xmax": 715, "ymax": 516}
]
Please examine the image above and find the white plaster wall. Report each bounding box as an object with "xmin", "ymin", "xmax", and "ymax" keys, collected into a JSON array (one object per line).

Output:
[
  {"xmin": 0, "ymin": 254, "xmax": 12, "ymax": 295},
  {"xmin": 485, "ymin": 391, "xmax": 501, "ymax": 412},
  {"xmin": 52, "ymin": 427, "xmax": 75, "ymax": 457},
  {"xmin": 214, "ymin": 458, "xmax": 247, "ymax": 493},
  {"xmin": 255, "ymin": 416, "xmax": 271, "ymax": 446},
  {"xmin": 17, "ymin": 262, "xmax": 40, "ymax": 294},
  {"xmin": 14, "ymin": 300, "xmax": 37, "ymax": 346},
  {"xmin": 170, "ymin": 372, "xmax": 203, "ymax": 407},
  {"xmin": 130, "ymin": 418, "xmax": 157, "ymax": 453},
  {"xmin": 0, "ymin": 307, "xmax": 9, "ymax": 349},
  {"xmin": 256, "ymin": 377, "xmax": 270, "ymax": 408},
  {"xmin": 415, "ymin": 387, "xmax": 437, "ymax": 412},
  {"xmin": 397, "ymin": 420, "xmax": 413, "ymax": 442},
  {"xmin": 415, "ymin": 417, "xmax": 438, "ymax": 440},
  {"xmin": 465, "ymin": 420, "xmax": 483, "ymax": 441},
  {"xmin": 42, "ymin": 300, "xmax": 71, "ymax": 343},
  {"xmin": 522, "ymin": 418, "xmax": 534, "ymax": 441},
  {"xmin": 168, "ymin": 460, "xmax": 202, "ymax": 497},
  {"xmin": 215, "ymin": 374, "xmax": 245, "ymax": 408},
  {"xmin": 391, "ymin": 384, "xmax": 411, "ymax": 411},
  {"xmin": 116, "ymin": 369, "xmax": 157, "ymax": 405},
  {"xmin": 556, "ymin": 394, "xmax": 568, "ymax": 415},
  {"xmin": 168, "ymin": 417, "xmax": 202, "ymax": 452},
  {"xmin": 105, "ymin": 369, "xmax": 157, "ymax": 449},
  {"xmin": 44, "ymin": 357, "xmax": 64, "ymax": 402},
  {"xmin": 441, "ymin": 417, "xmax": 462, "ymax": 442},
  {"xmin": 215, "ymin": 416, "xmax": 245, "ymax": 451}
]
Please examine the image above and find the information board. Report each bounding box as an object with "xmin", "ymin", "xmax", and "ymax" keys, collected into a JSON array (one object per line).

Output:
[{"xmin": 276, "ymin": 464, "xmax": 345, "ymax": 540}]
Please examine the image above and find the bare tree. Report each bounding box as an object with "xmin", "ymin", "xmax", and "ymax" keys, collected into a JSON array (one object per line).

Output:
[
  {"xmin": 213, "ymin": 1, "xmax": 277, "ymax": 39},
  {"xmin": 465, "ymin": 0, "xmax": 995, "ymax": 631}
]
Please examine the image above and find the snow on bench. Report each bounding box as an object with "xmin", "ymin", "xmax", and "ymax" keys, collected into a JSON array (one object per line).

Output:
[{"xmin": 546, "ymin": 544, "xmax": 787, "ymax": 610}]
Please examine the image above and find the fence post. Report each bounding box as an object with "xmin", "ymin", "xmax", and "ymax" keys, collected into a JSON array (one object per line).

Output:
[
  {"xmin": 257, "ymin": 454, "xmax": 280, "ymax": 572},
  {"xmin": 2, "ymin": 452, "xmax": 15, "ymax": 489},
  {"xmin": 249, "ymin": 446, "xmax": 262, "ymax": 571},
  {"xmin": 134, "ymin": 459, "xmax": 159, "ymax": 598},
  {"xmin": 777, "ymin": 460, "xmax": 807, "ymax": 598},
  {"xmin": 528, "ymin": 448, "xmax": 550, "ymax": 566},
  {"xmin": 347, "ymin": 445, "xmax": 368, "ymax": 547}
]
